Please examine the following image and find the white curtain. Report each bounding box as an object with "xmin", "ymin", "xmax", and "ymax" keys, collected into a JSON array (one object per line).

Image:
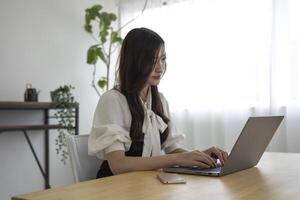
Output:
[{"xmin": 118, "ymin": 0, "xmax": 300, "ymax": 153}]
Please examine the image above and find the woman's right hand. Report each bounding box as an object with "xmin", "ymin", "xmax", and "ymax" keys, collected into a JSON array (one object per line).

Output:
[{"xmin": 175, "ymin": 150, "xmax": 217, "ymax": 168}]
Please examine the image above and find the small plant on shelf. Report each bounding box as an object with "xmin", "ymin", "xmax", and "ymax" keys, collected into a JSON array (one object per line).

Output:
[{"xmin": 50, "ymin": 85, "xmax": 78, "ymax": 164}]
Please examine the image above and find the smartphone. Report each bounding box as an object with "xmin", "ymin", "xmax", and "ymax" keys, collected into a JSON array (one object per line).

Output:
[{"xmin": 157, "ymin": 173, "xmax": 186, "ymax": 184}]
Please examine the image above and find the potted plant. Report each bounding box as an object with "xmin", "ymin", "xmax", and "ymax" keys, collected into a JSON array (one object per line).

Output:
[
  {"xmin": 84, "ymin": 2, "xmax": 148, "ymax": 96},
  {"xmin": 51, "ymin": 85, "xmax": 78, "ymax": 164},
  {"xmin": 84, "ymin": 4, "xmax": 123, "ymax": 96}
]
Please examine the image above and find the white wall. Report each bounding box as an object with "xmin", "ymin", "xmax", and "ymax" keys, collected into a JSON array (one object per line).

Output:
[{"xmin": 0, "ymin": 1, "xmax": 118, "ymax": 199}]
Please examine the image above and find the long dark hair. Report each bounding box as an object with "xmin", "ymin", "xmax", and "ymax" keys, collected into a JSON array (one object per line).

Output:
[{"xmin": 117, "ymin": 27, "xmax": 169, "ymax": 144}]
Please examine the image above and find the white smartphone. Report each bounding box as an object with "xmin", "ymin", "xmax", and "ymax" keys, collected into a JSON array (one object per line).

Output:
[{"xmin": 157, "ymin": 173, "xmax": 186, "ymax": 184}]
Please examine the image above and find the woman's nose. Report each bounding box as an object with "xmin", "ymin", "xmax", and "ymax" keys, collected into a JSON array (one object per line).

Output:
[{"xmin": 155, "ymin": 61, "xmax": 164, "ymax": 73}]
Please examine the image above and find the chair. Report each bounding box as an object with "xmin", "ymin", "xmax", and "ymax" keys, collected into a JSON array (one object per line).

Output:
[{"xmin": 65, "ymin": 133, "xmax": 102, "ymax": 183}]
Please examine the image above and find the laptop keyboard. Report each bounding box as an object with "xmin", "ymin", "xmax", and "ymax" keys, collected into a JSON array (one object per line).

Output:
[
  {"xmin": 171, "ymin": 162, "xmax": 222, "ymax": 170},
  {"xmin": 191, "ymin": 162, "xmax": 222, "ymax": 169}
]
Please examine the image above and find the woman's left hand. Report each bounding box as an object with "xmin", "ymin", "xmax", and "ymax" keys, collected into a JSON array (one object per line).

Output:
[{"xmin": 203, "ymin": 146, "xmax": 228, "ymax": 165}]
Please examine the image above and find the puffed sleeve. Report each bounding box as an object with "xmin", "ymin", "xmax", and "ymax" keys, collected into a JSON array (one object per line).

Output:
[
  {"xmin": 160, "ymin": 93, "xmax": 185, "ymax": 153},
  {"xmin": 88, "ymin": 90, "xmax": 132, "ymax": 159}
]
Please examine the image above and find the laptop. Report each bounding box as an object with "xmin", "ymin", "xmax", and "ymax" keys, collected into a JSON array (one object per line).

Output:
[{"xmin": 163, "ymin": 116, "xmax": 284, "ymax": 177}]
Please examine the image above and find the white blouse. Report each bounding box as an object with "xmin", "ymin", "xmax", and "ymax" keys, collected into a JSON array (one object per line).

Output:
[{"xmin": 88, "ymin": 88, "xmax": 185, "ymax": 159}]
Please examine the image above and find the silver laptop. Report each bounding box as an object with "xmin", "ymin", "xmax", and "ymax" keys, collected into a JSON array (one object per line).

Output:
[{"xmin": 163, "ymin": 116, "xmax": 284, "ymax": 176}]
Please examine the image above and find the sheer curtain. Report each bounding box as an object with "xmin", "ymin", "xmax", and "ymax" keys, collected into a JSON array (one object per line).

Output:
[{"xmin": 118, "ymin": 0, "xmax": 300, "ymax": 153}]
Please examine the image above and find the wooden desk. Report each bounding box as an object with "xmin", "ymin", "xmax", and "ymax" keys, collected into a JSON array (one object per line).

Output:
[
  {"xmin": 0, "ymin": 101, "xmax": 79, "ymax": 189},
  {"xmin": 11, "ymin": 152, "xmax": 300, "ymax": 200}
]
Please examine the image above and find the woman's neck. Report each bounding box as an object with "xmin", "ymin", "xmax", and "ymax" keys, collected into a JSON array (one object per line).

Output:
[{"xmin": 140, "ymin": 85, "xmax": 150, "ymax": 102}]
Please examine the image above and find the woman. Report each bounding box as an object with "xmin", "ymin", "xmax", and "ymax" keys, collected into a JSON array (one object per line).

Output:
[{"xmin": 88, "ymin": 27, "xmax": 228, "ymax": 178}]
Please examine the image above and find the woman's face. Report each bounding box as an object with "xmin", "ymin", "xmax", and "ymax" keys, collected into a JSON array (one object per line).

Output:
[{"xmin": 147, "ymin": 47, "xmax": 166, "ymax": 86}]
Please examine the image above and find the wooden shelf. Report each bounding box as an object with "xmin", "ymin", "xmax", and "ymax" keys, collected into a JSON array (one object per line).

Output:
[
  {"xmin": 0, "ymin": 101, "xmax": 78, "ymax": 110},
  {"xmin": 0, "ymin": 101, "xmax": 79, "ymax": 189},
  {"xmin": 0, "ymin": 125, "xmax": 66, "ymax": 132}
]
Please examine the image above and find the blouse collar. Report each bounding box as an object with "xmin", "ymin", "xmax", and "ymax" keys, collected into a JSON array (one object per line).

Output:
[{"xmin": 140, "ymin": 88, "xmax": 168, "ymax": 156}]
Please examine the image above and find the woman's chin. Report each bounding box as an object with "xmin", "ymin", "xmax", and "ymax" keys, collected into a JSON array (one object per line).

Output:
[{"xmin": 150, "ymin": 80, "xmax": 160, "ymax": 86}]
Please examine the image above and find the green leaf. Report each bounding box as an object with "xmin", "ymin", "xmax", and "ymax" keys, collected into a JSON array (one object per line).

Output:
[
  {"xmin": 84, "ymin": 14, "xmax": 92, "ymax": 33},
  {"xmin": 101, "ymin": 12, "xmax": 111, "ymax": 27},
  {"xmin": 100, "ymin": 29, "xmax": 108, "ymax": 43},
  {"xmin": 84, "ymin": 24, "xmax": 92, "ymax": 33},
  {"xmin": 85, "ymin": 4, "xmax": 102, "ymax": 20},
  {"xmin": 63, "ymin": 85, "xmax": 70, "ymax": 93},
  {"xmin": 98, "ymin": 77, "xmax": 107, "ymax": 89},
  {"xmin": 99, "ymin": 12, "xmax": 112, "ymax": 43},
  {"xmin": 111, "ymin": 32, "xmax": 123, "ymax": 44},
  {"xmin": 87, "ymin": 45, "xmax": 98, "ymax": 64},
  {"xmin": 84, "ymin": 5, "xmax": 102, "ymax": 33},
  {"xmin": 95, "ymin": 47, "xmax": 107, "ymax": 64},
  {"xmin": 109, "ymin": 13, "xmax": 117, "ymax": 21}
]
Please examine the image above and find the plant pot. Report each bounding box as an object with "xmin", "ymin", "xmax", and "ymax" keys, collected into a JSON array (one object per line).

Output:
[{"xmin": 50, "ymin": 91, "xmax": 59, "ymax": 102}]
